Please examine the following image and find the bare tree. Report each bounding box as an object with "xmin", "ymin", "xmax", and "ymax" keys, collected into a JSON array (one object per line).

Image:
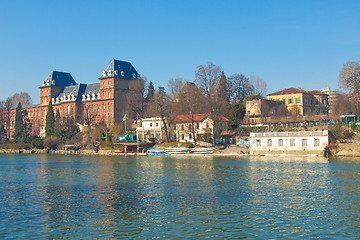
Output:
[
  {"xmin": 206, "ymin": 75, "xmax": 230, "ymax": 143},
  {"xmin": 0, "ymin": 101, "xmax": 5, "ymax": 141},
  {"xmin": 194, "ymin": 62, "xmax": 222, "ymax": 96},
  {"xmin": 177, "ymin": 82, "xmax": 206, "ymax": 146},
  {"xmin": 151, "ymin": 88, "xmax": 172, "ymax": 142},
  {"xmin": 330, "ymin": 92, "xmax": 352, "ymax": 117},
  {"xmin": 83, "ymin": 104, "xmax": 98, "ymax": 126},
  {"xmin": 339, "ymin": 61, "xmax": 360, "ymax": 117},
  {"xmin": 128, "ymin": 77, "xmax": 146, "ymax": 121},
  {"xmin": 167, "ymin": 78, "xmax": 184, "ymax": 101},
  {"xmin": 228, "ymin": 74, "xmax": 253, "ymax": 103},
  {"xmin": 250, "ymin": 76, "xmax": 267, "ymax": 97},
  {"xmin": 9, "ymin": 92, "xmax": 32, "ymax": 107}
]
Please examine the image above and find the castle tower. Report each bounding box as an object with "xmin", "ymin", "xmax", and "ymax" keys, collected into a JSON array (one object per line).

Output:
[
  {"xmin": 39, "ymin": 71, "xmax": 76, "ymax": 106},
  {"xmin": 98, "ymin": 59, "xmax": 140, "ymax": 123}
]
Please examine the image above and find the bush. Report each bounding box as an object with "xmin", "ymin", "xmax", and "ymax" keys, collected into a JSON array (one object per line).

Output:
[
  {"xmin": 185, "ymin": 143, "xmax": 194, "ymax": 148},
  {"xmin": 44, "ymin": 137, "xmax": 59, "ymax": 150},
  {"xmin": 30, "ymin": 136, "xmax": 44, "ymax": 149},
  {"xmin": 0, "ymin": 143, "xmax": 31, "ymax": 150}
]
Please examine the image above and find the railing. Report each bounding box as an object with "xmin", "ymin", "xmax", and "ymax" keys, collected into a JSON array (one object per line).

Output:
[{"xmin": 250, "ymin": 130, "xmax": 328, "ymax": 137}]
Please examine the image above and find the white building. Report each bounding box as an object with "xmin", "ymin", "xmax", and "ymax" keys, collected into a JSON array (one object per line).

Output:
[
  {"xmin": 249, "ymin": 130, "xmax": 329, "ymax": 155},
  {"xmin": 136, "ymin": 117, "xmax": 173, "ymax": 142}
]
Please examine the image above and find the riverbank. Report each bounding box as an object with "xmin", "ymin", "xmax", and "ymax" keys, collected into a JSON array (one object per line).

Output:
[
  {"xmin": 0, "ymin": 143, "xmax": 359, "ymax": 157},
  {"xmin": 330, "ymin": 142, "xmax": 360, "ymax": 157}
]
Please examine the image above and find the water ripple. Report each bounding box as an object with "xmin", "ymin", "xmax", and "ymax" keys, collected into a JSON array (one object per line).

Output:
[{"xmin": 1, "ymin": 155, "xmax": 360, "ymax": 239}]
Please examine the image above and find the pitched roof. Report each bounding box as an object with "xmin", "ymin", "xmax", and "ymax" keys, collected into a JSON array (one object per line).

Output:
[
  {"xmin": 267, "ymin": 88, "xmax": 307, "ymax": 96},
  {"xmin": 99, "ymin": 59, "xmax": 139, "ymax": 80},
  {"xmin": 307, "ymin": 90, "xmax": 328, "ymax": 95},
  {"xmin": 173, "ymin": 114, "xmax": 230, "ymax": 123},
  {"xmin": 83, "ymin": 83, "xmax": 100, "ymax": 96},
  {"xmin": 40, "ymin": 71, "xmax": 76, "ymax": 88},
  {"xmin": 53, "ymin": 83, "xmax": 101, "ymax": 104}
]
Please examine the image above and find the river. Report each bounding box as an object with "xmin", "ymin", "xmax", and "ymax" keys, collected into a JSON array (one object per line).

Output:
[{"xmin": 0, "ymin": 154, "xmax": 359, "ymax": 239}]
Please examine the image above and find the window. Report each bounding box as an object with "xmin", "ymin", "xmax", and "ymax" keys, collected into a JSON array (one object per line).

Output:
[
  {"xmin": 109, "ymin": 92, "xmax": 111, "ymax": 97},
  {"xmin": 206, "ymin": 122, "xmax": 209, "ymax": 128},
  {"xmin": 189, "ymin": 124, "xmax": 192, "ymax": 129},
  {"xmin": 295, "ymin": 98, "xmax": 301, "ymax": 103},
  {"xmin": 267, "ymin": 139, "xmax": 272, "ymax": 147},
  {"xmin": 278, "ymin": 139, "xmax": 283, "ymax": 147},
  {"xmin": 290, "ymin": 139, "xmax": 295, "ymax": 146},
  {"xmin": 181, "ymin": 124, "xmax": 184, "ymax": 130},
  {"xmin": 174, "ymin": 124, "xmax": 176, "ymax": 130},
  {"xmin": 109, "ymin": 105, "xmax": 111, "ymax": 111},
  {"xmin": 302, "ymin": 139, "xmax": 307, "ymax": 147},
  {"xmin": 181, "ymin": 134, "xmax": 184, "ymax": 140},
  {"xmin": 156, "ymin": 123, "xmax": 159, "ymax": 127},
  {"xmin": 197, "ymin": 123, "xmax": 200, "ymax": 129},
  {"xmin": 256, "ymin": 140, "xmax": 261, "ymax": 147},
  {"xmin": 288, "ymin": 98, "xmax": 293, "ymax": 104},
  {"xmin": 189, "ymin": 134, "xmax": 192, "ymax": 139},
  {"xmin": 150, "ymin": 123, "xmax": 152, "ymax": 127},
  {"xmin": 314, "ymin": 138, "xmax": 320, "ymax": 147}
]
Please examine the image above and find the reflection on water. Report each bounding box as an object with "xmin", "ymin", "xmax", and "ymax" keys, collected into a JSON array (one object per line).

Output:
[{"xmin": 0, "ymin": 154, "xmax": 360, "ymax": 238}]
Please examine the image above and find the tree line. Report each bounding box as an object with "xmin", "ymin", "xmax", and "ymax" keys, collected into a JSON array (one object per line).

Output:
[{"xmin": 3, "ymin": 59, "xmax": 358, "ymax": 148}]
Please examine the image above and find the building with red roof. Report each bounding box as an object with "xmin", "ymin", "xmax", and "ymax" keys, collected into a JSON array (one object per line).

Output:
[{"xmin": 173, "ymin": 114, "xmax": 230, "ymax": 142}]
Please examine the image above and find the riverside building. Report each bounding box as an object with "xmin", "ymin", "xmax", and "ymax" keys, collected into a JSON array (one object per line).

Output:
[
  {"xmin": 2, "ymin": 59, "xmax": 142, "ymax": 139},
  {"xmin": 249, "ymin": 130, "xmax": 329, "ymax": 156}
]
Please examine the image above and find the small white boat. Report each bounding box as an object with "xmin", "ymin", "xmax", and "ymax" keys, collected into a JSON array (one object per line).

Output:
[
  {"xmin": 190, "ymin": 148, "xmax": 215, "ymax": 154},
  {"xmin": 164, "ymin": 148, "xmax": 189, "ymax": 154}
]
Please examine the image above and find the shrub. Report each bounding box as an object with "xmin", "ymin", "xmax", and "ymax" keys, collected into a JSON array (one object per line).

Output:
[
  {"xmin": 44, "ymin": 137, "xmax": 59, "ymax": 150},
  {"xmin": 185, "ymin": 143, "xmax": 194, "ymax": 148},
  {"xmin": 30, "ymin": 136, "xmax": 44, "ymax": 149}
]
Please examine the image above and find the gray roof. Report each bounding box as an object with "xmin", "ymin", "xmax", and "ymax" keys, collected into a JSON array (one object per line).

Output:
[
  {"xmin": 57, "ymin": 84, "xmax": 82, "ymax": 102},
  {"xmin": 99, "ymin": 59, "xmax": 139, "ymax": 80},
  {"xmin": 40, "ymin": 71, "xmax": 77, "ymax": 88},
  {"xmin": 83, "ymin": 83, "xmax": 100, "ymax": 95},
  {"xmin": 52, "ymin": 83, "xmax": 101, "ymax": 104}
]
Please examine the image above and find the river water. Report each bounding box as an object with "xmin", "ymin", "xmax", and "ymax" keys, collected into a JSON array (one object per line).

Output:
[{"xmin": 0, "ymin": 154, "xmax": 360, "ymax": 239}]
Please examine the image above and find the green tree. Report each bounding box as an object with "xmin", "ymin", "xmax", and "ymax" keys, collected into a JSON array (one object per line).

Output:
[
  {"xmin": 145, "ymin": 81, "xmax": 155, "ymax": 102},
  {"xmin": 12, "ymin": 102, "xmax": 30, "ymax": 143},
  {"xmin": 218, "ymin": 71, "xmax": 230, "ymax": 103},
  {"xmin": 45, "ymin": 101, "xmax": 55, "ymax": 137},
  {"xmin": 55, "ymin": 116, "xmax": 79, "ymax": 144},
  {"xmin": 246, "ymin": 93, "xmax": 263, "ymax": 101},
  {"xmin": 230, "ymin": 103, "xmax": 246, "ymax": 128}
]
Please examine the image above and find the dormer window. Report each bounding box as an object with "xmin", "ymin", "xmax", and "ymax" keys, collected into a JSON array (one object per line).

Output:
[
  {"xmin": 103, "ymin": 71, "xmax": 107, "ymax": 76},
  {"xmin": 132, "ymin": 73, "xmax": 136, "ymax": 78},
  {"xmin": 121, "ymin": 71, "xmax": 124, "ymax": 77},
  {"xmin": 114, "ymin": 70, "xmax": 118, "ymax": 76}
]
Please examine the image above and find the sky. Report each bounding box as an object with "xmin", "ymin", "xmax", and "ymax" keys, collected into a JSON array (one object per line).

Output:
[{"xmin": 1, "ymin": 0, "xmax": 360, "ymax": 104}]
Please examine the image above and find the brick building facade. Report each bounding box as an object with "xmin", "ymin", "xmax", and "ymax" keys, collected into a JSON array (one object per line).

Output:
[{"xmin": 2, "ymin": 59, "xmax": 141, "ymax": 139}]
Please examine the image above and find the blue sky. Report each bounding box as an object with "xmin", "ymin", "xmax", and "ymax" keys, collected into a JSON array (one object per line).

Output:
[{"xmin": 1, "ymin": 0, "xmax": 359, "ymax": 104}]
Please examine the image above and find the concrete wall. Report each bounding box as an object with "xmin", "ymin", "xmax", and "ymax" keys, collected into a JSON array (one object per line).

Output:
[{"xmin": 250, "ymin": 130, "xmax": 329, "ymax": 155}]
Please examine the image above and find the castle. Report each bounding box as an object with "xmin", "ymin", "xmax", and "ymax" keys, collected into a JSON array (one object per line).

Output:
[{"xmin": 2, "ymin": 59, "xmax": 142, "ymax": 139}]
